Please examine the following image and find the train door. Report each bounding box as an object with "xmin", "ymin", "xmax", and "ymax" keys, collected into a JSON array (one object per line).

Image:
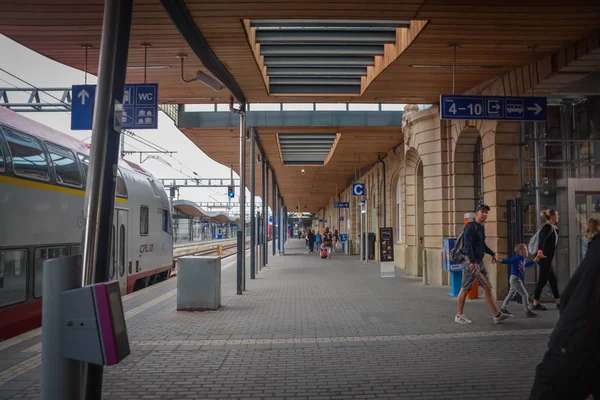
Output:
[{"xmin": 113, "ymin": 209, "xmax": 129, "ymax": 294}]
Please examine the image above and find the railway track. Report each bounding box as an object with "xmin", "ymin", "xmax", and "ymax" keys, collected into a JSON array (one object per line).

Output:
[{"xmin": 169, "ymin": 239, "xmax": 250, "ymax": 276}]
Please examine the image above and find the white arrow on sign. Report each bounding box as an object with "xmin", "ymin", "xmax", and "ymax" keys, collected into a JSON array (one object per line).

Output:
[
  {"xmin": 77, "ymin": 89, "xmax": 90, "ymax": 105},
  {"xmin": 527, "ymin": 103, "xmax": 543, "ymax": 115}
]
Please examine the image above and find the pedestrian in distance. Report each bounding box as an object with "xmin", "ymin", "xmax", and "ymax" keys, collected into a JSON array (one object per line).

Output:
[
  {"xmin": 582, "ymin": 217, "xmax": 599, "ymax": 260},
  {"xmin": 498, "ymin": 243, "xmax": 541, "ymax": 317},
  {"xmin": 532, "ymin": 209, "xmax": 561, "ymax": 311},
  {"xmin": 455, "ymin": 204, "xmax": 511, "ymax": 325}
]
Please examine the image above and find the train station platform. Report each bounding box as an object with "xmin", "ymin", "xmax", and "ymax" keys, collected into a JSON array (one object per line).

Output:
[{"xmin": 1, "ymin": 239, "xmax": 559, "ymax": 399}]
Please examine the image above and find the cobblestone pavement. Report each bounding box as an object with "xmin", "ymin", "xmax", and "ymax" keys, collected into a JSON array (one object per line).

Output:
[{"xmin": 1, "ymin": 240, "xmax": 560, "ymax": 399}]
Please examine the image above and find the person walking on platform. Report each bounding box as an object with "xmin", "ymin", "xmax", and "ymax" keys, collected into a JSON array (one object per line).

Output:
[
  {"xmin": 498, "ymin": 243, "xmax": 541, "ymax": 317},
  {"xmin": 582, "ymin": 217, "xmax": 599, "ymax": 260},
  {"xmin": 529, "ymin": 232, "xmax": 600, "ymax": 400},
  {"xmin": 532, "ymin": 209, "xmax": 561, "ymax": 311},
  {"xmin": 455, "ymin": 204, "xmax": 510, "ymax": 325},
  {"xmin": 323, "ymin": 227, "xmax": 333, "ymax": 258},
  {"xmin": 315, "ymin": 230, "xmax": 322, "ymax": 254},
  {"xmin": 308, "ymin": 230, "xmax": 315, "ymax": 253}
]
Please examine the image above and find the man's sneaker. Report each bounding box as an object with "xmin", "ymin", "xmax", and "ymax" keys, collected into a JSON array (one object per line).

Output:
[
  {"xmin": 500, "ymin": 307, "xmax": 512, "ymax": 315},
  {"xmin": 493, "ymin": 312, "xmax": 511, "ymax": 324},
  {"xmin": 526, "ymin": 310, "xmax": 538, "ymax": 318},
  {"xmin": 532, "ymin": 303, "xmax": 548, "ymax": 311},
  {"xmin": 455, "ymin": 315, "xmax": 472, "ymax": 324}
]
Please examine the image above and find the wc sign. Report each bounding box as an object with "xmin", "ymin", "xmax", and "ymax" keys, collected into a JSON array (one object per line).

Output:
[{"xmin": 352, "ymin": 183, "xmax": 365, "ymax": 196}]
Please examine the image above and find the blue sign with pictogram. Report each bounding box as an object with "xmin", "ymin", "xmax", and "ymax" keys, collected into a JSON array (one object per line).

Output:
[
  {"xmin": 440, "ymin": 95, "xmax": 547, "ymax": 121},
  {"xmin": 71, "ymin": 83, "xmax": 159, "ymax": 130}
]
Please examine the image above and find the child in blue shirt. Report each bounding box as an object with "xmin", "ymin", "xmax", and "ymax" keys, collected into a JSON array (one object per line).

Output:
[{"xmin": 498, "ymin": 243, "xmax": 541, "ymax": 317}]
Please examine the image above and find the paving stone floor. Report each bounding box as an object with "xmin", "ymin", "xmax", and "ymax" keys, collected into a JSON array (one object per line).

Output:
[{"xmin": 1, "ymin": 240, "xmax": 561, "ymax": 399}]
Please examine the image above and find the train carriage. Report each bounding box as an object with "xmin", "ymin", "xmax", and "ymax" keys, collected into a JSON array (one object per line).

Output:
[{"xmin": 0, "ymin": 107, "xmax": 174, "ymax": 341}]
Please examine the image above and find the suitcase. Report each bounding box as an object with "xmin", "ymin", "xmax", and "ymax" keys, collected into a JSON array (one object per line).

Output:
[{"xmin": 320, "ymin": 247, "xmax": 328, "ymax": 259}]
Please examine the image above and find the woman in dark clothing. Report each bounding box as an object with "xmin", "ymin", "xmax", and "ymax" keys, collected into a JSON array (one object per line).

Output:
[
  {"xmin": 529, "ymin": 233, "xmax": 600, "ymax": 399},
  {"xmin": 533, "ymin": 209, "xmax": 561, "ymax": 310}
]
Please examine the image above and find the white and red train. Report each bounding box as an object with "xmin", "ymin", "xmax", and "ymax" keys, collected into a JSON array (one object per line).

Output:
[{"xmin": 0, "ymin": 107, "xmax": 173, "ymax": 341}]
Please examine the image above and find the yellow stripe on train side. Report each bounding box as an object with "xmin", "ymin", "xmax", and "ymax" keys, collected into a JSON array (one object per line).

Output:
[{"xmin": 0, "ymin": 175, "xmax": 129, "ymax": 204}]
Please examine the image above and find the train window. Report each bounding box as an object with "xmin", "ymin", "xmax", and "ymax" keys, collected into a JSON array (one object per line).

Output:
[
  {"xmin": 140, "ymin": 205, "xmax": 149, "ymax": 235},
  {"xmin": 116, "ymin": 169, "xmax": 128, "ymax": 198},
  {"xmin": 46, "ymin": 142, "xmax": 83, "ymax": 187},
  {"xmin": 0, "ymin": 141, "xmax": 5, "ymax": 172},
  {"xmin": 33, "ymin": 247, "xmax": 67, "ymax": 299},
  {"xmin": 149, "ymin": 179, "xmax": 161, "ymax": 198},
  {"xmin": 0, "ymin": 249, "xmax": 28, "ymax": 307},
  {"xmin": 78, "ymin": 154, "xmax": 89, "ymax": 177},
  {"xmin": 70, "ymin": 245, "xmax": 81, "ymax": 255},
  {"xmin": 109, "ymin": 225, "xmax": 116, "ymax": 280},
  {"xmin": 162, "ymin": 208, "xmax": 173, "ymax": 235},
  {"xmin": 3, "ymin": 127, "xmax": 50, "ymax": 181},
  {"xmin": 119, "ymin": 224, "xmax": 126, "ymax": 277}
]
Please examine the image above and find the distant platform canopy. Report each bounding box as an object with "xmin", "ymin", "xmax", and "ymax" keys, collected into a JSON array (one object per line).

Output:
[{"xmin": 172, "ymin": 199, "xmax": 248, "ymax": 224}]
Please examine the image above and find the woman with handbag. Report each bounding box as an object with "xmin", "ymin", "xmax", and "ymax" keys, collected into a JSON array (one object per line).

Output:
[{"xmin": 533, "ymin": 209, "xmax": 561, "ymax": 311}]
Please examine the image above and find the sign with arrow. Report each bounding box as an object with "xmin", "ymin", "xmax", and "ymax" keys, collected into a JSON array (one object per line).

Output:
[
  {"xmin": 71, "ymin": 83, "xmax": 159, "ymax": 130},
  {"xmin": 440, "ymin": 95, "xmax": 547, "ymax": 121}
]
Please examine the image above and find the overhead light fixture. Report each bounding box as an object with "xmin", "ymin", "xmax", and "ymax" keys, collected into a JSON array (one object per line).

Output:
[
  {"xmin": 127, "ymin": 65, "xmax": 172, "ymax": 70},
  {"xmin": 409, "ymin": 64, "xmax": 503, "ymax": 69},
  {"xmin": 194, "ymin": 71, "xmax": 225, "ymax": 91},
  {"xmin": 177, "ymin": 54, "xmax": 225, "ymax": 91},
  {"xmin": 161, "ymin": 97, "xmax": 221, "ymax": 101}
]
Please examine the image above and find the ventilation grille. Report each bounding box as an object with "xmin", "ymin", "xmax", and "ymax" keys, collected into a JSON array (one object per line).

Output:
[
  {"xmin": 277, "ymin": 133, "xmax": 337, "ymax": 165},
  {"xmin": 251, "ymin": 19, "xmax": 410, "ymax": 95}
]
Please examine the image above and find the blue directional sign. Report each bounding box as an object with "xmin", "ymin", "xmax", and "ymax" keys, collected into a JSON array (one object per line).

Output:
[
  {"xmin": 440, "ymin": 95, "xmax": 547, "ymax": 121},
  {"xmin": 352, "ymin": 183, "xmax": 365, "ymax": 196},
  {"xmin": 334, "ymin": 202, "xmax": 350, "ymax": 208},
  {"xmin": 71, "ymin": 85, "xmax": 96, "ymax": 130},
  {"xmin": 71, "ymin": 83, "xmax": 159, "ymax": 130},
  {"xmin": 269, "ymin": 216, "xmax": 273, "ymax": 223},
  {"xmin": 340, "ymin": 234, "xmax": 348, "ymax": 242}
]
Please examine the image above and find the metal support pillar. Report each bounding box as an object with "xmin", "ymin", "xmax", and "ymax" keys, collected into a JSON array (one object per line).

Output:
[
  {"xmin": 250, "ymin": 127, "xmax": 256, "ymax": 279},
  {"xmin": 272, "ymin": 171, "xmax": 277, "ymax": 257},
  {"xmin": 230, "ymin": 101, "xmax": 246, "ymax": 293},
  {"xmin": 534, "ymin": 122, "xmax": 541, "ymax": 227},
  {"xmin": 264, "ymin": 163, "xmax": 269, "ymax": 265},
  {"xmin": 256, "ymin": 211, "xmax": 262, "ymax": 271},
  {"xmin": 263, "ymin": 160, "xmax": 268, "ymax": 266},
  {"xmin": 40, "ymin": 256, "xmax": 82, "ymax": 400},
  {"xmin": 79, "ymin": 0, "xmax": 133, "ymax": 397}
]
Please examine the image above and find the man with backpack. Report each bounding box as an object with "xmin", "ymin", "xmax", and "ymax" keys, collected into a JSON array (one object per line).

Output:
[{"xmin": 454, "ymin": 204, "xmax": 511, "ymax": 325}]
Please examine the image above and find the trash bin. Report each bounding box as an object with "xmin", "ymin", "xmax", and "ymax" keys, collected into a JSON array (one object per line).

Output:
[
  {"xmin": 362, "ymin": 233, "xmax": 376, "ymax": 260},
  {"xmin": 177, "ymin": 256, "xmax": 221, "ymax": 311}
]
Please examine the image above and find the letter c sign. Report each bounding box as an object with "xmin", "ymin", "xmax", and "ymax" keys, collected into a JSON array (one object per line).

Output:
[{"xmin": 352, "ymin": 183, "xmax": 365, "ymax": 196}]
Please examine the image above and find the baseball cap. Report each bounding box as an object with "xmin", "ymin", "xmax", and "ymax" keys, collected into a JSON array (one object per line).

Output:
[{"xmin": 476, "ymin": 204, "xmax": 490, "ymax": 212}]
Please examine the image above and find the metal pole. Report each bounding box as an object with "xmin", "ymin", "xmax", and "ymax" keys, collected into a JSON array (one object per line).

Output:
[
  {"xmin": 534, "ymin": 122, "xmax": 542, "ymax": 228},
  {"xmin": 250, "ymin": 127, "xmax": 256, "ymax": 279},
  {"xmin": 264, "ymin": 163, "xmax": 269, "ymax": 265},
  {"xmin": 365, "ymin": 198, "xmax": 368, "ymax": 264},
  {"xmin": 272, "ymin": 171, "xmax": 277, "ymax": 257},
  {"xmin": 80, "ymin": 0, "xmax": 133, "ymax": 397},
  {"xmin": 40, "ymin": 256, "xmax": 82, "ymax": 400},
  {"xmin": 360, "ymin": 199, "xmax": 363, "ymax": 261}
]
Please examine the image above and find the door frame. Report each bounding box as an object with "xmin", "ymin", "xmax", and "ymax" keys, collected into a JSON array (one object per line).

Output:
[{"xmin": 564, "ymin": 178, "xmax": 600, "ymax": 277}]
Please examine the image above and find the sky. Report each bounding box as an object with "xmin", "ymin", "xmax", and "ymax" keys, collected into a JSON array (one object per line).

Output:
[{"xmin": 0, "ymin": 34, "xmax": 245, "ymax": 209}]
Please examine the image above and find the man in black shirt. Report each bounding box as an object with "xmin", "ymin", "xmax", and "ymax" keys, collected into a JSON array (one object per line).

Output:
[{"xmin": 455, "ymin": 204, "xmax": 511, "ymax": 325}]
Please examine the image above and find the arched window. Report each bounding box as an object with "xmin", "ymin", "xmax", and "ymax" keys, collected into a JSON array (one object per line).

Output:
[{"xmin": 396, "ymin": 179, "xmax": 402, "ymax": 243}]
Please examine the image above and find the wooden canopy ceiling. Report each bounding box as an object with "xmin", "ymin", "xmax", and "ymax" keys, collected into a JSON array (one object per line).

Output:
[
  {"xmin": 183, "ymin": 126, "xmax": 402, "ymax": 212},
  {"xmin": 1, "ymin": 1, "xmax": 599, "ymax": 104},
  {"xmin": 2, "ymin": 1, "xmax": 599, "ymax": 210}
]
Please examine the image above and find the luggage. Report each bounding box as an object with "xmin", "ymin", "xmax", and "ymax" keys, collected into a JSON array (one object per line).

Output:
[{"xmin": 321, "ymin": 247, "xmax": 328, "ymax": 259}]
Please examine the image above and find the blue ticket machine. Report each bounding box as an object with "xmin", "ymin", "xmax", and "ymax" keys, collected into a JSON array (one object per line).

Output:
[{"xmin": 442, "ymin": 238, "xmax": 463, "ymax": 297}]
